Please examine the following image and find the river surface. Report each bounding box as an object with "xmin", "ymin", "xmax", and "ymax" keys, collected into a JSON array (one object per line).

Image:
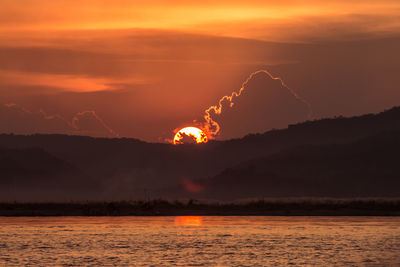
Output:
[{"xmin": 0, "ymin": 216, "xmax": 399, "ymax": 266}]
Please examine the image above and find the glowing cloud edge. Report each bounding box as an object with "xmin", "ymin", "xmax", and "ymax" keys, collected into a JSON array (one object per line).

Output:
[{"xmin": 202, "ymin": 69, "xmax": 313, "ymax": 138}]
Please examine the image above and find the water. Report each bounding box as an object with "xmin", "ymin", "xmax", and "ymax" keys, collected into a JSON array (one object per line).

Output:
[{"xmin": 0, "ymin": 216, "xmax": 399, "ymax": 266}]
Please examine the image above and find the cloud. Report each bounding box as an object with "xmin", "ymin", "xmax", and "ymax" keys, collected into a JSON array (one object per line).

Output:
[
  {"xmin": 0, "ymin": 46, "xmax": 148, "ymax": 94},
  {"xmin": 0, "ymin": 103, "xmax": 119, "ymax": 137},
  {"xmin": 203, "ymin": 70, "xmax": 311, "ymax": 139},
  {"xmin": 0, "ymin": 70, "xmax": 113, "ymax": 93}
]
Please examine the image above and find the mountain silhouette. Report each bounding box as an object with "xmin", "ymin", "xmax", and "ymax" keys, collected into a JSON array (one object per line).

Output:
[
  {"xmin": 189, "ymin": 131, "xmax": 400, "ymax": 200},
  {"xmin": 0, "ymin": 106, "xmax": 400, "ymax": 201},
  {"xmin": 0, "ymin": 147, "xmax": 97, "ymax": 201}
]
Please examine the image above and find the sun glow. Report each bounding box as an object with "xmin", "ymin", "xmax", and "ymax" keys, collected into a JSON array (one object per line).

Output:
[{"xmin": 173, "ymin": 126, "xmax": 208, "ymax": 145}]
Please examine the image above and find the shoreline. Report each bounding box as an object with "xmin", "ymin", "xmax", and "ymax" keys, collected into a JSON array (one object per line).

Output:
[{"xmin": 1, "ymin": 199, "xmax": 399, "ymax": 216}]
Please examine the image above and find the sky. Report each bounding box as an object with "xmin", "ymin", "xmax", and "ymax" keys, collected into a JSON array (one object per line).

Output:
[{"xmin": 1, "ymin": 0, "xmax": 400, "ymax": 141}]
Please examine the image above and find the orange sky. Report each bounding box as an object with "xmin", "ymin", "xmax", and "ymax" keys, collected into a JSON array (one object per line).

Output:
[
  {"xmin": 1, "ymin": 1, "xmax": 400, "ymax": 141},
  {"xmin": 2, "ymin": 0, "xmax": 400, "ymax": 40}
]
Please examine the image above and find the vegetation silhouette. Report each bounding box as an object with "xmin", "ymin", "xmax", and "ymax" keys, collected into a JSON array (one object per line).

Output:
[{"xmin": 0, "ymin": 199, "xmax": 399, "ymax": 216}]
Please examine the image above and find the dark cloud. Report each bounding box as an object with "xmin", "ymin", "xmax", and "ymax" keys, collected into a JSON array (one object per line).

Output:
[{"xmin": 207, "ymin": 72, "xmax": 310, "ymax": 139}]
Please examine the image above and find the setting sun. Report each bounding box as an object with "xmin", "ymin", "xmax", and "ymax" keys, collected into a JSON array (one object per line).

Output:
[{"xmin": 173, "ymin": 127, "xmax": 208, "ymax": 145}]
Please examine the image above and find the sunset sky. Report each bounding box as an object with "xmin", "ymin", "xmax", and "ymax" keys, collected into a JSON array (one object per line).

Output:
[{"xmin": 1, "ymin": 0, "xmax": 400, "ymax": 141}]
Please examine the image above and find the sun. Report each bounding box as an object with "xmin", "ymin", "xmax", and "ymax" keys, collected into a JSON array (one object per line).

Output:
[{"xmin": 173, "ymin": 126, "xmax": 208, "ymax": 145}]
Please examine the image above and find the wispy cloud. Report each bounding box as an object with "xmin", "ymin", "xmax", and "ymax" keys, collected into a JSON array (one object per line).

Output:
[
  {"xmin": 1, "ymin": 103, "xmax": 119, "ymax": 137},
  {"xmin": 0, "ymin": 70, "xmax": 147, "ymax": 93}
]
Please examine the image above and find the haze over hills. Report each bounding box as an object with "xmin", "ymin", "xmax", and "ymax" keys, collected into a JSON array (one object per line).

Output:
[
  {"xmin": 1, "ymin": 106, "xmax": 400, "ymax": 201},
  {"xmin": 188, "ymin": 131, "xmax": 400, "ymax": 200}
]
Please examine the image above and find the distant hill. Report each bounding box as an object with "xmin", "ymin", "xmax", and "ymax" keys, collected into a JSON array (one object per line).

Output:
[
  {"xmin": 190, "ymin": 131, "xmax": 400, "ymax": 200},
  {"xmin": 0, "ymin": 147, "xmax": 95, "ymax": 201},
  {"xmin": 1, "ymin": 106, "xmax": 400, "ymax": 201}
]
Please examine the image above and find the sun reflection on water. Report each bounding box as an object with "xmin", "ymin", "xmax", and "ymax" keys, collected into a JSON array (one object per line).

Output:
[{"xmin": 174, "ymin": 216, "xmax": 203, "ymax": 226}]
